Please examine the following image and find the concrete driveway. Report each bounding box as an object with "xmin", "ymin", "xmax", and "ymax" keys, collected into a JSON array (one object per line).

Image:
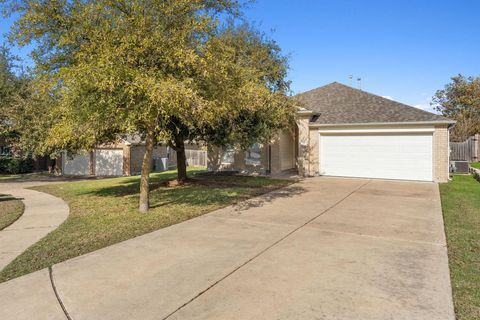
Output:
[{"xmin": 0, "ymin": 177, "xmax": 454, "ymax": 320}]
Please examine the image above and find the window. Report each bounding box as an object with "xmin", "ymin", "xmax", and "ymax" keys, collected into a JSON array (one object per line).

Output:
[
  {"xmin": 221, "ymin": 147, "xmax": 235, "ymax": 164},
  {"xmin": 245, "ymin": 143, "xmax": 262, "ymax": 166},
  {"xmin": 0, "ymin": 146, "xmax": 11, "ymax": 156}
]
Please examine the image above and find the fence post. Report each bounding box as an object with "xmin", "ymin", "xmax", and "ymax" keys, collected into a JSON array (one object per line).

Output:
[{"xmin": 474, "ymin": 134, "xmax": 480, "ymax": 162}]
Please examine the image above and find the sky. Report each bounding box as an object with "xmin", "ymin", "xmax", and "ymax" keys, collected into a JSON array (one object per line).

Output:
[
  {"xmin": 242, "ymin": 0, "xmax": 480, "ymax": 112},
  {"xmin": 1, "ymin": 0, "xmax": 479, "ymax": 113}
]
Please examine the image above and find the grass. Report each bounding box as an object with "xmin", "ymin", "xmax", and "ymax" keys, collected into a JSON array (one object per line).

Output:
[
  {"xmin": 0, "ymin": 172, "xmax": 56, "ymax": 181},
  {"xmin": 470, "ymin": 162, "xmax": 480, "ymax": 169},
  {"xmin": 439, "ymin": 174, "xmax": 480, "ymax": 320},
  {"xmin": 0, "ymin": 168, "xmax": 290, "ymax": 282},
  {"xmin": 0, "ymin": 194, "xmax": 24, "ymax": 230}
]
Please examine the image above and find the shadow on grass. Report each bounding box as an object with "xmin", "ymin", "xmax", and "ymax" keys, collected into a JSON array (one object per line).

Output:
[
  {"xmin": 0, "ymin": 194, "xmax": 23, "ymax": 202},
  {"xmin": 148, "ymin": 186, "xmax": 238, "ymax": 208},
  {"xmin": 78, "ymin": 174, "xmax": 276, "ymax": 198},
  {"xmin": 73, "ymin": 172, "xmax": 302, "ymax": 211},
  {"xmin": 73, "ymin": 170, "xmax": 208, "ymax": 198}
]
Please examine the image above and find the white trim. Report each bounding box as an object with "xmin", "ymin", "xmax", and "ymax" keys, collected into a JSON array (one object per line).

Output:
[
  {"xmin": 318, "ymin": 127, "xmax": 435, "ymax": 134},
  {"xmin": 310, "ymin": 120, "xmax": 455, "ymax": 127}
]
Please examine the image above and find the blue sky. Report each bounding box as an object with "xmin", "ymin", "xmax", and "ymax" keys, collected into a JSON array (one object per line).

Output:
[
  {"xmin": 1, "ymin": 1, "xmax": 479, "ymax": 112},
  {"xmin": 242, "ymin": 0, "xmax": 480, "ymax": 112}
]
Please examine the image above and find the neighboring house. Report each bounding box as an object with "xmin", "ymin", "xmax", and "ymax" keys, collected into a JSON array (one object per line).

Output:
[
  {"xmin": 60, "ymin": 136, "xmax": 205, "ymax": 176},
  {"xmin": 210, "ymin": 82, "xmax": 455, "ymax": 182}
]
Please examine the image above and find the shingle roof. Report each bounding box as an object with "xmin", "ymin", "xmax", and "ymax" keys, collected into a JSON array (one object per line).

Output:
[{"xmin": 296, "ymin": 82, "xmax": 454, "ymax": 124}]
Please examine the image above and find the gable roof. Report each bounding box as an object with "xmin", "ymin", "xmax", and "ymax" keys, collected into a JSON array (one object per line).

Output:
[{"xmin": 296, "ymin": 82, "xmax": 454, "ymax": 125}]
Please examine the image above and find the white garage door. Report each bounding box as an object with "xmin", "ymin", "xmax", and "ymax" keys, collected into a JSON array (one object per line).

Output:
[
  {"xmin": 63, "ymin": 152, "xmax": 90, "ymax": 176},
  {"xmin": 320, "ymin": 133, "xmax": 433, "ymax": 181},
  {"xmin": 95, "ymin": 149, "xmax": 124, "ymax": 176}
]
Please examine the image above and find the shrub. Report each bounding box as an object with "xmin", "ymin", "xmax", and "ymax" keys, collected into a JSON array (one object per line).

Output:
[{"xmin": 0, "ymin": 157, "xmax": 35, "ymax": 174}]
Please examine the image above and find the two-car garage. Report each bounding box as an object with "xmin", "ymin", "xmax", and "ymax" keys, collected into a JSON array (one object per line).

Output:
[
  {"xmin": 62, "ymin": 149, "xmax": 124, "ymax": 176},
  {"xmin": 320, "ymin": 132, "xmax": 433, "ymax": 181},
  {"xmin": 295, "ymin": 82, "xmax": 453, "ymax": 183}
]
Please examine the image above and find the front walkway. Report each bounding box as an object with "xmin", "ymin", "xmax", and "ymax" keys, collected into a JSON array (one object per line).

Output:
[
  {"xmin": 0, "ymin": 182, "xmax": 69, "ymax": 269},
  {"xmin": 0, "ymin": 177, "xmax": 454, "ymax": 320}
]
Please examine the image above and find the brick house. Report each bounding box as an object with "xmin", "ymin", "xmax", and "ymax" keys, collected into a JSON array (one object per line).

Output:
[{"xmin": 209, "ymin": 82, "xmax": 455, "ymax": 182}]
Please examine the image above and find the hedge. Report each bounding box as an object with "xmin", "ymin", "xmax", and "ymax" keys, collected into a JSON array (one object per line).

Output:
[{"xmin": 0, "ymin": 157, "xmax": 35, "ymax": 174}]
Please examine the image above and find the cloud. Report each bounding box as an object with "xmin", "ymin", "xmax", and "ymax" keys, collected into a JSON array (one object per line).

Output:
[
  {"xmin": 382, "ymin": 95, "xmax": 394, "ymax": 100},
  {"xmin": 413, "ymin": 97, "xmax": 438, "ymax": 113}
]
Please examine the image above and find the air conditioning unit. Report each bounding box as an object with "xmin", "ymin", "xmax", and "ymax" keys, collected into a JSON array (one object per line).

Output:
[
  {"xmin": 450, "ymin": 161, "xmax": 469, "ymax": 173},
  {"xmin": 154, "ymin": 157, "xmax": 169, "ymax": 172}
]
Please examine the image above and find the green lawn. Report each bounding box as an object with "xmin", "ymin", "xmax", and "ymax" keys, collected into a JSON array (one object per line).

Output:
[
  {"xmin": 440, "ymin": 175, "xmax": 480, "ymax": 320},
  {"xmin": 0, "ymin": 194, "xmax": 24, "ymax": 230},
  {"xmin": 0, "ymin": 172, "xmax": 56, "ymax": 181},
  {"xmin": 0, "ymin": 168, "xmax": 290, "ymax": 282},
  {"xmin": 470, "ymin": 162, "xmax": 480, "ymax": 169}
]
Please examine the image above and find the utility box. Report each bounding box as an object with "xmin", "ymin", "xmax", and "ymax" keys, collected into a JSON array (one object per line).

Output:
[
  {"xmin": 450, "ymin": 161, "xmax": 469, "ymax": 173},
  {"xmin": 154, "ymin": 157, "xmax": 168, "ymax": 172}
]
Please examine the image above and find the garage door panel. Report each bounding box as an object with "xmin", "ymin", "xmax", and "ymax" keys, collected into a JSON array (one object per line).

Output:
[
  {"xmin": 63, "ymin": 152, "xmax": 90, "ymax": 176},
  {"xmin": 320, "ymin": 134, "xmax": 433, "ymax": 181},
  {"xmin": 95, "ymin": 149, "xmax": 123, "ymax": 176}
]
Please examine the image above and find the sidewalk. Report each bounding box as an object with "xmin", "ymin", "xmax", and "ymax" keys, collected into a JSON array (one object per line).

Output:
[{"xmin": 0, "ymin": 182, "xmax": 69, "ymax": 270}]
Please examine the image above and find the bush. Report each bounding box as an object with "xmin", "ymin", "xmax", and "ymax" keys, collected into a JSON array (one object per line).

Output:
[{"xmin": 0, "ymin": 157, "xmax": 35, "ymax": 174}]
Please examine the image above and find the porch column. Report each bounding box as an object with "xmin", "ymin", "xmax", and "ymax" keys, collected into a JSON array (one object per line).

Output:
[{"xmin": 296, "ymin": 110, "xmax": 313, "ymax": 176}]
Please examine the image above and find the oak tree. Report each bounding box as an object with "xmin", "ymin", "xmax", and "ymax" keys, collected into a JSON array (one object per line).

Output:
[
  {"xmin": 433, "ymin": 75, "xmax": 480, "ymax": 141},
  {"xmin": 2, "ymin": 0, "xmax": 295, "ymax": 212}
]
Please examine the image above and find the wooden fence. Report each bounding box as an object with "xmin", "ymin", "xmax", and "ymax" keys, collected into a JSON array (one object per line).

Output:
[
  {"xmin": 168, "ymin": 149, "xmax": 208, "ymax": 167},
  {"xmin": 450, "ymin": 134, "xmax": 479, "ymax": 162}
]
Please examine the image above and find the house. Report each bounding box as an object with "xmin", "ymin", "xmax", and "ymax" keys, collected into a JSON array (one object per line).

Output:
[
  {"xmin": 210, "ymin": 82, "xmax": 455, "ymax": 182},
  {"xmin": 60, "ymin": 136, "xmax": 206, "ymax": 176}
]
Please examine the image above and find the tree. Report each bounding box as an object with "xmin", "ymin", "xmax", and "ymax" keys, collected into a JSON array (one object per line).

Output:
[
  {"xmin": 167, "ymin": 22, "xmax": 295, "ymax": 181},
  {"xmin": 2, "ymin": 0, "xmax": 295, "ymax": 212},
  {"xmin": 0, "ymin": 45, "xmax": 19, "ymax": 139},
  {"xmin": 432, "ymin": 75, "xmax": 480, "ymax": 141},
  {"xmin": 0, "ymin": 45, "xmax": 35, "ymax": 154}
]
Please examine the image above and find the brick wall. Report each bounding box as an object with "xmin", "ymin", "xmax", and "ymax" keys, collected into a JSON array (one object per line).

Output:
[
  {"xmin": 296, "ymin": 113, "xmax": 311, "ymax": 176},
  {"xmin": 433, "ymin": 124, "xmax": 450, "ymax": 182},
  {"xmin": 129, "ymin": 145, "xmax": 168, "ymax": 175},
  {"xmin": 308, "ymin": 128, "xmax": 320, "ymax": 176}
]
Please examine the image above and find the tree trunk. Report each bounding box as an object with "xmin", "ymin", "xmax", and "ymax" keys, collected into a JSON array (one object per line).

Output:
[
  {"xmin": 139, "ymin": 130, "xmax": 154, "ymax": 213},
  {"xmin": 175, "ymin": 138, "xmax": 188, "ymax": 182}
]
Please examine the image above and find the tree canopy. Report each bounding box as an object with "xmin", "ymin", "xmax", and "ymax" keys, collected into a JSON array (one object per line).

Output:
[
  {"xmin": 2, "ymin": 0, "xmax": 296, "ymax": 211},
  {"xmin": 0, "ymin": 45, "xmax": 33, "ymax": 153},
  {"xmin": 433, "ymin": 75, "xmax": 480, "ymax": 141}
]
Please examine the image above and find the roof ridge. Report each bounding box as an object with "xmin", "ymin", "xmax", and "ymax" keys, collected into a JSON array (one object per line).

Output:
[
  {"xmin": 296, "ymin": 82, "xmax": 340, "ymax": 96},
  {"xmin": 339, "ymin": 84, "xmax": 447, "ymax": 118},
  {"xmin": 297, "ymin": 82, "xmax": 446, "ymax": 119},
  {"xmin": 295, "ymin": 81, "xmax": 454, "ymax": 124}
]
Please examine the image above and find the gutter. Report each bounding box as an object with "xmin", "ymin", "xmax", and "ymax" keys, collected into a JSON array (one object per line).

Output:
[{"xmin": 308, "ymin": 120, "xmax": 456, "ymax": 128}]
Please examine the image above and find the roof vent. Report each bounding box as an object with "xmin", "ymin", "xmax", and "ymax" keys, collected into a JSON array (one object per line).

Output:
[{"xmin": 357, "ymin": 78, "xmax": 362, "ymax": 90}]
